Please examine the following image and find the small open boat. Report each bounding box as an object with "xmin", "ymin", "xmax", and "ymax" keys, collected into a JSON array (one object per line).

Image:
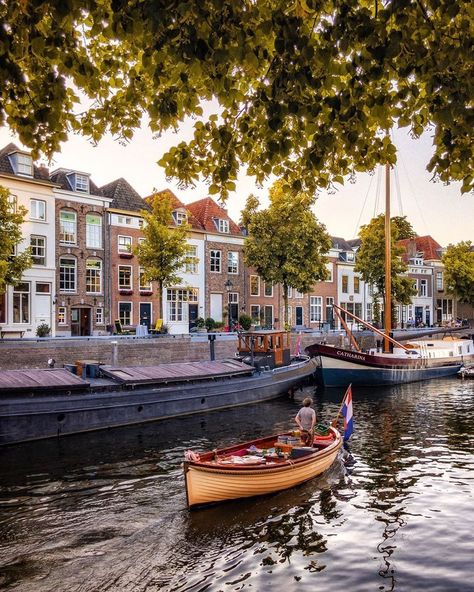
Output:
[{"xmin": 183, "ymin": 427, "xmax": 343, "ymax": 509}]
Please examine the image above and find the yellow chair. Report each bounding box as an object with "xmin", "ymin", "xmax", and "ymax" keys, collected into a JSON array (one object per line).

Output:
[{"xmin": 150, "ymin": 319, "xmax": 163, "ymax": 334}]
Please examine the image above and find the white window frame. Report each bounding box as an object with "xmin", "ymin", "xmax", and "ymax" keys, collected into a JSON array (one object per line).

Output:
[
  {"xmin": 342, "ymin": 275, "xmax": 349, "ymax": 293},
  {"xmin": 86, "ymin": 213, "xmax": 102, "ymax": 248},
  {"xmin": 185, "ymin": 245, "xmax": 198, "ymax": 274},
  {"xmin": 354, "ymin": 276, "xmax": 360, "ymax": 294},
  {"xmin": 59, "ymin": 210, "xmax": 77, "ymax": 245},
  {"xmin": 436, "ymin": 272, "xmax": 443, "ymax": 291},
  {"xmin": 96, "ymin": 307, "xmax": 104, "ymax": 325},
  {"xmin": 250, "ymin": 304, "xmax": 260, "ymax": 323},
  {"xmin": 217, "ymin": 219, "xmax": 229, "ymax": 233},
  {"xmin": 30, "ymin": 235, "xmax": 46, "ymax": 266},
  {"xmin": 118, "ymin": 301, "xmax": 133, "ymax": 325},
  {"xmin": 58, "ymin": 306, "xmax": 67, "ymax": 325},
  {"xmin": 59, "ymin": 257, "xmax": 77, "ymax": 292},
  {"xmin": 139, "ymin": 267, "xmax": 152, "ymax": 291},
  {"xmin": 325, "ymin": 262, "xmax": 333, "ymax": 282},
  {"xmin": 310, "ymin": 296, "xmax": 323, "ymax": 322},
  {"xmin": 227, "ymin": 251, "xmax": 238, "ymax": 274},
  {"xmin": 420, "ymin": 279, "xmax": 428, "ymax": 297},
  {"xmin": 264, "ymin": 282, "xmax": 273, "ymax": 297},
  {"xmin": 173, "ymin": 210, "xmax": 187, "ymax": 225},
  {"xmin": 12, "ymin": 282, "xmax": 30, "ymax": 324},
  {"xmin": 166, "ymin": 288, "xmax": 198, "ymax": 322},
  {"xmin": 118, "ymin": 235, "xmax": 132, "ymax": 254},
  {"xmin": 86, "ymin": 259, "xmax": 103, "ymax": 294},
  {"xmin": 118, "ymin": 265, "xmax": 133, "ymax": 290},
  {"xmin": 75, "ymin": 174, "xmax": 90, "ymax": 193},
  {"xmin": 16, "ymin": 153, "xmax": 33, "ymax": 176},
  {"xmin": 30, "ymin": 199, "xmax": 46, "ymax": 221},
  {"xmin": 294, "ymin": 289, "xmax": 304, "ymax": 298}
]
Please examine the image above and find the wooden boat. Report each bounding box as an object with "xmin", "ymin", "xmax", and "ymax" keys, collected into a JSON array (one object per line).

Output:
[
  {"xmin": 0, "ymin": 331, "xmax": 318, "ymax": 446},
  {"xmin": 184, "ymin": 427, "xmax": 342, "ymax": 509},
  {"xmin": 306, "ymin": 163, "xmax": 474, "ymax": 387}
]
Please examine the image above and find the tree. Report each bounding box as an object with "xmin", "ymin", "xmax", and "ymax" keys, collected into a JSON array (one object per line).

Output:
[
  {"xmin": 442, "ymin": 241, "xmax": 474, "ymax": 306},
  {"xmin": 136, "ymin": 193, "xmax": 192, "ymax": 321},
  {"xmin": 1, "ymin": 2, "xmax": 472, "ymax": 196},
  {"xmin": 0, "ymin": 186, "xmax": 31, "ymax": 294},
  {"xmin": 355, "ymin": 215, "xmax": 417, "ymax": 321},
  {"xmin": 242, "ymin": 180, "xmax": 331, "ymax": 329}
]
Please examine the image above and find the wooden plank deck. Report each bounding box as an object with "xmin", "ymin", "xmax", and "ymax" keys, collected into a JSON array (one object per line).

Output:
[
  {"xmin": 0, "ymin": 369, "xmax": 89, "ymax": 393},
  {"xmin": 100, "ymin": 359, "xmax": 254, "ymax": 385}
]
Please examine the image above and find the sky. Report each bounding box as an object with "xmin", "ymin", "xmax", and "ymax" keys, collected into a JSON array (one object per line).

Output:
[{"xmin": 0, "ymin": 122, "xmax": 472, "ymax": 247}]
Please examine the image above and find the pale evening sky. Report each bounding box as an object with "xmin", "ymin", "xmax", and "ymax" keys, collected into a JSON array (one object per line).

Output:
[{"xmin": 0, "ymin": 123, "xmax": 472, "ymax": 248}]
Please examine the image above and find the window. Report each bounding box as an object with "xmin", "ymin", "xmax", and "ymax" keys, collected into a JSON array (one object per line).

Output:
[
  {"xmin": 325, "ymin": 262, "xmax": 333, "ymax": 282},
  {"xmin": 118, "ymin": 266, "xmax": 132, "ymax": 290},
  {"xmin": 354, "ymin": 302, "xmax": 362, "ymax": 318},
  {"xmin": 294, "ymin": 290, "xmax": 304, "ymax": 298},
  {"xmin": 167, "ymin": 288, "xmax": 198, "ymax": 322},
  {"xmin": 210, "ymin": 250, "xmax": 221, "ymax": 272},
  {"xmin": 86, "ymin": 259, "xmax": 102, "ymax": 294},
  {"xmin": 354, "ymin": 276, "xmax": 360, "ymax": 294},
  {"xmin": 30, "ymin": 199, "xmax": 46, "ymax": 221},
  {"xmin": 310, "ymin": 296, "xmax": 322, "ymax": 322},
  {"xmin": 13, "ymin": 282, "xmax": 30, "ymax": 323},
  {"xmin": 250, "ymin": 305, "xmax": 260, "ymax": 323},
  {"xmin": 346, "ymin": 252, "xmax": 355, "ymax": 261},
  {"xmin": 250, "ymin": 275, "xmax": 260, "ymax": 296},
  {"xmin": 35, "ymin": 283, "xmax": 50, "ymax": 293},
  {"xmin": 86, "ymin": 214, "xmax": 102, "ymax": 248},
  {"xmin": 436, "ymin": 272, "xmax": 443, "ymax": 291},
  {"xmin": 173, "ymin": 210, "xmax": 187, "ymax": 225},
  {"xmin": 342, "ymin": 275, "xmax": 349, "ymax": 293},
  {"xmin": 59, "ymin": 257, "xmax": 76, "ymax": 292},
  {"xmin": 30, "ymin": 235, "xmax": 46, "ymax": 265},
  {"xmin": 119, "ymin": 302, "xmax": 132, "ymax": 325},
  {"xmin": 227, "ymin": 251, "xmax": 238, "ymax": 274},
  {"xmin": 117, "ymin": 216, "xmax": 132, "ymax": 225},
  {"xmin": 420, "ymin": 279, "xmax": 428, "ymax": 297},
  {"xmin": 13, "ymin": 153, "xmax": 33, "ymax": 176},
  {"xmin": 75, "ymin": 174, "xmax": 89, "ymax": 193},
  {"xmin": 58, "ymin": 307, "xmax": 67, "ymax": 325},
  {"xmin": 264, "ymin": 282, "xmax": 273, "ymax": 297},
  {"xmin": 366, "ymin": 303, "xmax": 373, "ymax": 322},
  {"xmin": 118, "ymin": 235, "xmax": 132, "ymax": 254},
  {"xmin": 215, "ymin": 218, "xmax": 229, "ymax": 233},
  {"xmin": 185, "ymin": 245, "xmax": 198, "ymax": 274},
  {"xmin": 139, "ymin": 267, "xmax": 151, "ymax": 291},
  {"xmin": 59, "ymin": 210, "xmax": 77, "ymax": 244},
  {"xmin": 287, "ymin": 287, "xmax": 293, "ymax": 298},
  {"xmin": 0, "ymin": 293, "xmax": 6, "ymax": 324},
  {"xmin": 96, "ymin": 308, "xmax": 104, "ymax": 325}
]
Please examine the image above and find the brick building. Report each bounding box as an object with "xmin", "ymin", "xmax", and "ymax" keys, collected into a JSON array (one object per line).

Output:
[{"xmin": 50, "ymin": 168, "xmax": 112, "ymax": 336}]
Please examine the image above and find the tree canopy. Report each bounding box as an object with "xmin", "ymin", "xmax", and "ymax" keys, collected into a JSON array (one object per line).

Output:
[
  {"xmin": 0, "ymin": 186, "xmax": 31, "ymax": 293},
  {"xmin": 354, "ymin": 214, "xmax": 417, "ymax": 307},
  {"xmin": 137, "ymin": 193, "xmax": 192, "ymax": 320},
  {"xmin": 0, "ymin": 1, "xmax": 472, "ymax": 197},
  {"xmin": 442, "ymin": 241, "xmax": 474, "ymax": 306},
  {"xmin": 242, "ymin": 180, "xmax": 331, "ymax": 328}
]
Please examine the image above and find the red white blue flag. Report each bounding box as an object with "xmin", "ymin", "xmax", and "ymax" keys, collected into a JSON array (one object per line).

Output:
[{"xmin": 341, "ymin": 385, "xmax": 353, "ymax": 441}]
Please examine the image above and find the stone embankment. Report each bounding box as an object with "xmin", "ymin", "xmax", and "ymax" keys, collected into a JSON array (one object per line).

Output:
[{"xmin": 0, "ymin": 331, "xmax": 375, "ymax": 371}]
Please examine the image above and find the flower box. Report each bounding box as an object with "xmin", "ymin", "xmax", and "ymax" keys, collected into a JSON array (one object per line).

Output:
[
  {"xmin": 119, "ymin": 252, "xmax": 134, "ymax": 259},
  {"xmin": 119, "ymin": 289, "xmax": 133, "ymax": 295}
]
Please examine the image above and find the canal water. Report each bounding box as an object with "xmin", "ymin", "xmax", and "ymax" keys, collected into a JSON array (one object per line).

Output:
[{"xmin": 0, "ymin": 378, "xmax": 473, "ymax": 592}]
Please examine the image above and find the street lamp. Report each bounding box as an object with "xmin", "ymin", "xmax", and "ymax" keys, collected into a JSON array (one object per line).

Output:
[{"xmin": 225, "ymin": 279, "xmax": 233, "ymax": 330}]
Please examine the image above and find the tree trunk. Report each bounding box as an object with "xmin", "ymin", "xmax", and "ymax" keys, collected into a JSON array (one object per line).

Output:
[
  {"xmin": 159, "ymin": 280, "xmax": 164, "ymax": 321},
  {"xmin": 283, "ymin": 283, "xmax": 289, "ymax": 330}
]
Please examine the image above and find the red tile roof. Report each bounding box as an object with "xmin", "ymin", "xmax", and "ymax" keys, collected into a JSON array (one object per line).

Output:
[
  {"xmin": 186, "ymin": 197, "xmax": 242, "ymax": 235},
  {"xmin": 144, "ymin": 189, "xmax": 203, "ymax": 230},
  {"xmin": 397, "ymin": 235, "xmax": 443, "ymax": 262}
]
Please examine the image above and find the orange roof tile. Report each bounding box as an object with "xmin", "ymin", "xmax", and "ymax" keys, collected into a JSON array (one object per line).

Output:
[
  {"xmin": 397, "ymin": 235, "xmax": 443, "ymax": 262},
  {"xmin": 144, "ymin": 189, "xmax": 204, "ymax": 230},
  {"xmin": 186, "ymin": 197, "xmax": 242, "ymax": 235}
]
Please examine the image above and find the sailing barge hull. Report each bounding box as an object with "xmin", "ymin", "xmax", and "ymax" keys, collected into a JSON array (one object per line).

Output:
[
  {"xmin": 184, "ymin": 430, "xmax": 342, "ymax": 508},
  {"xmin": 0, "ymin": 358, "xmax": 317, "ymax": 446},
  {"xmin": 307, "ymin": 344, "xmax": 471, "ymax": 387}
]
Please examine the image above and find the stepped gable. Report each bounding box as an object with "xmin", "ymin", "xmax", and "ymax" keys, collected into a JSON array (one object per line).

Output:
[
  {"xmin": 186, "ymin": 196, "xmax": 242, "ymax": 235},
  {"xmin": 0, "ymin": 143, "xmax": 51, "ymax": 181},
  {"xmin": 100, "ymin": 177, "xmax": 148, "ymax": 212},
  {"xmin": 145, "ymin": 189, "xmax": 204, "ymax": 230},
  {"xmin": 398, "ymin": 235, "xmax": 443, "ymax": 262},
  {"xmin": 50, "ymin": 168, "xmax": 103, "ymax": 196}
]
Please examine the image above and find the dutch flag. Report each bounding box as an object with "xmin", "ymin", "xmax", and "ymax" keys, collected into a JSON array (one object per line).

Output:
[{"xmin": 341, "ymin": 385, "xmax": 353, "ymax": 441}]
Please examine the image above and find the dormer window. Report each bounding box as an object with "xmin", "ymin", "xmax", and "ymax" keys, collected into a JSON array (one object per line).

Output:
[
  {"xmin": 173, "ymin": 210, "xmax": 187, "ymax": 226},
  {"xmin": 346, "ymin": 252, "xmax": 355, "ymax": 261},
  {"xmin": 75, "ymin": 174, "xmax": 89, "ymax": 192},
  {"xmin": 215, "ymin": 218, "xmax": 229, "ymax": 233},
  {"xmin": 9, "ymin": 151, "xmax": 33, "ymax": 177}
]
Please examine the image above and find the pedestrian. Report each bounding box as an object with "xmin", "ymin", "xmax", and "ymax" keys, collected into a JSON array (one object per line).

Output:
[{"xmin": 295, "ymin": 397, "xmax": 316, "ymax": 447}]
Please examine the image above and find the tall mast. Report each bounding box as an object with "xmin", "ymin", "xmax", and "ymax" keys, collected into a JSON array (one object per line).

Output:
[{"xmin": 384, "ymin": 163, "xmax": 392, "ymax": 353}]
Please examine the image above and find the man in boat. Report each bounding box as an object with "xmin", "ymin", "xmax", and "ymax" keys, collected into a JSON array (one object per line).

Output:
[{"xmin": 295, "ymin": 397, "xmax": 316, "ymax": 447}]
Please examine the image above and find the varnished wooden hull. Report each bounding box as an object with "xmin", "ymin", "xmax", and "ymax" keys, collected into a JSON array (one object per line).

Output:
[{"xmin": 184, "ymin": 428, "xmax": 343, "ymax": 508}]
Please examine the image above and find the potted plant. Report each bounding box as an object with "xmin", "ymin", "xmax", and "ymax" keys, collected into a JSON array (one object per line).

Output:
[
  {"xmin": 195, "ymin": 317, "xmax": 206, "ymax": 332},
  {"xmin": 205, "ymin": 317, "xmax": 216, "ymax": 332},
  {"xmin": 239, "ymin": 313, "xmax": 252, "ymax": 331},
  {"xmin": 36, "ymin": 323, "xmax": 51, "ymax": 338}
]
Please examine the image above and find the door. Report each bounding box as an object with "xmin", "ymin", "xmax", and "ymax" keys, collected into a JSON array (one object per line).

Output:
[
  {"xmin": 295, "ymin": 306, "xmax": 303, "ymax": 326},
  {"xmin": 210, "ymin": 293, "xmax": 223, "ymax": 322},
  {"xmin": 140, "ymin": 302, "xmax": 152, "ymax": 329},
  {"xmin": 188, "ymin": 303, "xmax": 198, "ymax": 330},
  {"xmin": 425, "ymin": 309, "xmax": 430, "ymax": 327},
  {"xmin": 415, "ymin": 306, "xmax": 423, "ymax": 327},
  {"xmin": 326, "ymin": 297, "xmax": 334, "ymax": 329},
  {"xmin": 264, "ymin": 305, "xmax": 273, "ymax": 329},
  {"xmin": 71, "ymin": 307, "xmax": 91, "ymax": 336}
]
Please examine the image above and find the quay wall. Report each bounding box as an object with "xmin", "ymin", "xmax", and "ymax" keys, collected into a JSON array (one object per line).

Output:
[{"xmin": 0, "ymin": 332, "xmax": 375, "ymax": 371}]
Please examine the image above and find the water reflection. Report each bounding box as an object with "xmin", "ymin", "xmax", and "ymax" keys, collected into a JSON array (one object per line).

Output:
[{"xmin": 0, "ymin": 378, "xmax": 473, "ymax": 591}]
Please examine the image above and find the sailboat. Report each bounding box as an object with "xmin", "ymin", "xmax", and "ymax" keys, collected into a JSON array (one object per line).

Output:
[{"xmin": 306, "ymin": 165, "xmax": 474, "ymax": 387}]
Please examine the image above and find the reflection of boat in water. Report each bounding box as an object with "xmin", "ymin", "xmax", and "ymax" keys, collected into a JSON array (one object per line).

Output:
[
  {"xmin": 0, "ymin": 331, "xmax": 317, "ymax": 446},
  {"xmin": 184, "ymin": 427, "xmax": 342, "ymax": 509},
  {"xmin": 458, "ymin": 364, "xmax": 474, "ymax": 379}
]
